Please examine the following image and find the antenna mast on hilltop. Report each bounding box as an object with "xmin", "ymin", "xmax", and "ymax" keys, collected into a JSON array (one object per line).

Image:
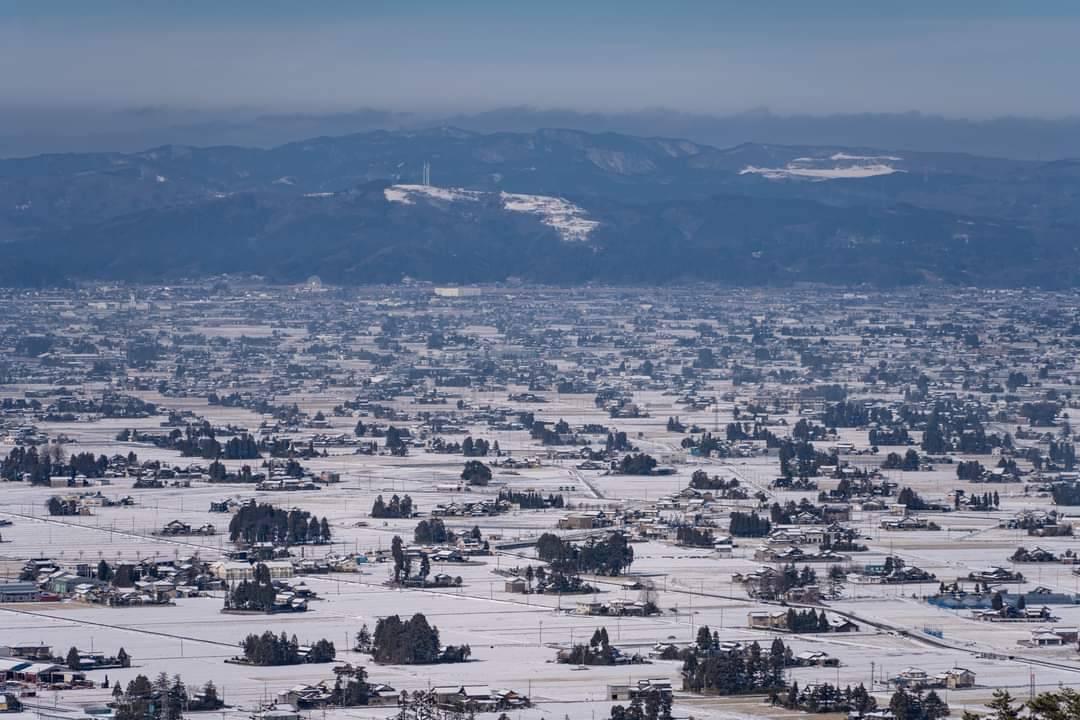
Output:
[{"xmin": 422, "ymin": 161, "xmax": 431, "ymax": 186}]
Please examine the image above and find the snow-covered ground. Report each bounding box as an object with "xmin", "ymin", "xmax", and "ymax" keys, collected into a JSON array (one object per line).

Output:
[{"xmin": 1, "ymin": 323, "xmax": 1078, "ymax": 719}]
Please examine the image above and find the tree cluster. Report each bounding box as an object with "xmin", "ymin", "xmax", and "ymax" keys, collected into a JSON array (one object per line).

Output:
[
  {"xmin": 461, "ymin": 436, "xmax": 491, "ymax": 456},
  {"xmin": 370, "ymin": 613, "xmax": 470, "ymax": 665},
  {"xmin": 461, "ymin": 460, "xmax": 492, "ymax": 486},
  {"xmin": 964, "ymin": 687, "xmax": 1080, "ymax": 720},
  {"xmin": 241, "ymin": 631, "xmax": 335, "ymax": 665},
  {"xmin": 682, "ymin": 633, "xmax": 789, "ymax": 695},
  {"xmin": 414, "ymin": 518, "xmax": 456, "ymax": 545},
  {"xmin": 497, "ymin": 489, "xmax": 565, "ymax": 509},
  {"xmin": 889, "ymin": 686, "xmax": 950, "ymax": 720},
  {"xmin": 784, "ymin": 608, "xmax": 832, "ymax": 633},
  {"xmin": 227, "ymin": 502, "xmax": 330, "ymax": 545},
  {"xmin": 536, "ymin": 532, "xmax": 634, "ymax": 575},
  {"xmin": 882, "ymin": 449, "xmax": 921, "ymax": 471},
  {"xmin": 776, "ymin": 682, "xmax": 877, "ymax": 715},
  {"xmin": 112, "ymin": 673, "xmax": 189, "ymax": 720},
  {"xmin": 371, "ymin": 494, "xmax": 414, "ymax": 518},
  {"xmin": 559, "ymin": 627, "xmax": 619, "ymax": 665},
  {"xmin": 728, "ymin": 511, "xmax": 771, "ymax": 538},
  {"xmin": 676, "ymin": 526, "xmax": 715, "ymax": 547},
  {"xmin": 617, "ymin": 453, "xmax": 657, "ymax": 475},
  {"xmin": 3, "ymin": 446, "xmax": 117, "ymax": 484},
  {"xmin": 779, "ymin": 440, "xmax": 833, "ymax": 478},
  {"xmin": 225, "ymin": 563, "xmax": 280, "ymax": 613}
]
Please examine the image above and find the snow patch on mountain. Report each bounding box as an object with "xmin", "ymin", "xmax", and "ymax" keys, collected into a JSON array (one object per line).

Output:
[
  {"xmin": 384, "ymin": 184, "xmax": 482, "ymax": 204},
  {"xmin": 740, "ymin": 154, "xmax": 904, "ymax": 181},
  {"xmin": 499, "ymin": 191, "xmax": 599, "ymax": 242},
  {"xmin": 384, "ymin": 184, "xmax": 598, "ymax": 242}
]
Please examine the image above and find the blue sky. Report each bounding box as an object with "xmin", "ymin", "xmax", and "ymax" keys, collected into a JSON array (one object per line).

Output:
[{"xmin": 3, "ymin": 0, "xmax": 1078, "ymax": 116}]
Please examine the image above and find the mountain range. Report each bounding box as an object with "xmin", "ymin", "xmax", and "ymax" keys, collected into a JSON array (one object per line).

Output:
[{"xmin": 2, "ymin": 126, "xmax": 1078, "ymax": 287}]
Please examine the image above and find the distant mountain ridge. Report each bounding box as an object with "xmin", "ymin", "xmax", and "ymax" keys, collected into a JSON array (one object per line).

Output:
[
  {"xmin": 5, "ymin": 106, "xmax": 1080, "ymax": 161},
  {"xmin": 1, "ymin": 127, "xmax": 1078, "ymax": 288}
]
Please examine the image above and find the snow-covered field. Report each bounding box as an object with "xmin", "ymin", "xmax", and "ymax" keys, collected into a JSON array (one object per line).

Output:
[{"xmin": 2, "ymin": 336, "xmax": 1078, "ymax": 719}]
